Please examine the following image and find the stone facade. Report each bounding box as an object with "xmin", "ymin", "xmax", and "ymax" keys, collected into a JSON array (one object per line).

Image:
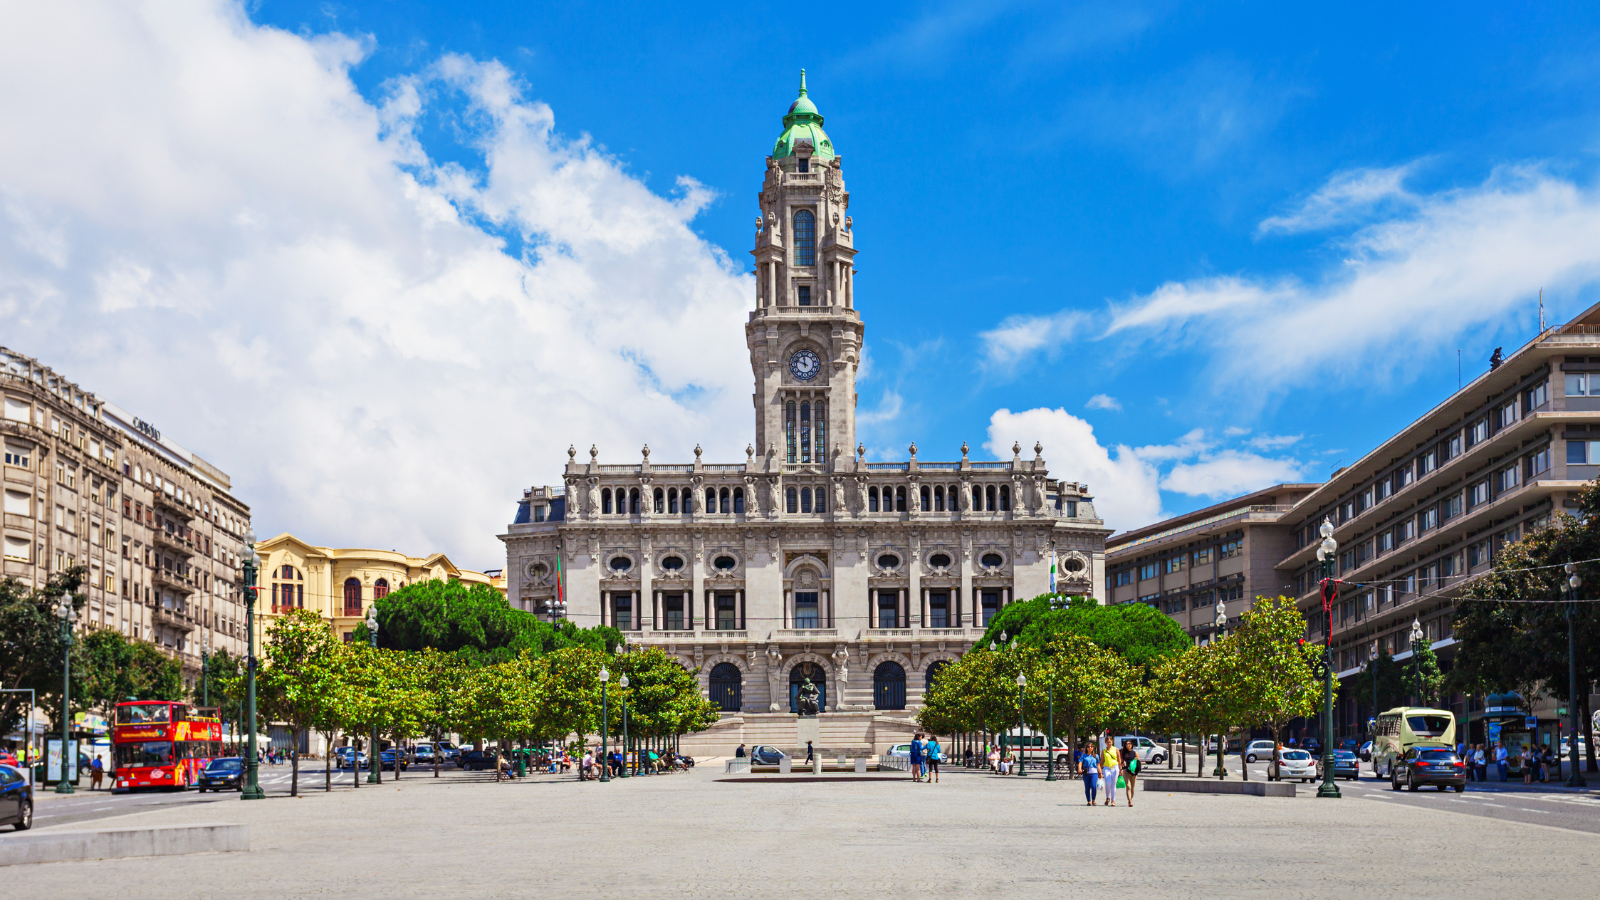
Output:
[{"xmin": 500, "ymin": 78, "xmax": 1110, "ymax": 754}]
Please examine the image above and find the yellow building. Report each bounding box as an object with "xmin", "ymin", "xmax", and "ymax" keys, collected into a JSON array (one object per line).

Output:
[{"xmin": 255, "ymin": 533, "xmax": 494, "ymax": 642}]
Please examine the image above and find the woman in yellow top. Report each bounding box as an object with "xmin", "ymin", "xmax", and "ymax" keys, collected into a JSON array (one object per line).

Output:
[{"xmin": 1102, "ymin": 739, "xmax": 1121, "ymax": 806}]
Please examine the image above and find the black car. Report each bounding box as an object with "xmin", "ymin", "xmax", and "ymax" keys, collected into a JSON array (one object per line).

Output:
[
  {"xmin": 460, "ymin": 750, "xmax": 500, "ymax": 771},
  {"xmin": 0, "ymin": 765, "xmax": 32, "ymax": 831},
  {"xmin": 197, "ymin": 757, "xmax": 243, "ymax": 792},
  {"xmin": 1329, "ymin": 749, "xmax": 1361, "ymax": 780},
  {"xmin": 378, "ymin": 749, "xmax": 408, "ymax": 772},
  {"xmin": 1392, "ymin": 745, "xmax": 1467, "ymax": 792}
]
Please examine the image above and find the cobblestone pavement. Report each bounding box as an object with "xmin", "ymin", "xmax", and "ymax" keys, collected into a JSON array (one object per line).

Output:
[{"xmin": 6, "ymin": 763, "xmax": 1598, "ymax": 898}]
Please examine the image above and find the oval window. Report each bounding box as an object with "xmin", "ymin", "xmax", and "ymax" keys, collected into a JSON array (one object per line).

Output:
[
  {"xmin": 980, "ymin": 552, "xmax": 1004, "ymax": 568},
  {"xmin": 929, "ymin": 552, "xmax": 951, "ymax": 568},
  {"xmin": 714, "ymin": 555, "xmax": 737, "ymax": 571},
  {"xmin": 529, "ymin": 563, "xmax": 549, "ymax": 579},
  {"xmin": 661, "ymin": 555, "xmax": 684, "ymax": 571},
  {"xmin": 877, "ymin": 553, "xmax": 901, "ymax": 569},
  {"xmin": 609, "ymin": 556, "xmax": 633, "ymax": 572},
  {"xmin": 1063, "ymin": 557, "xmax": 1085, "ymax": 573}
]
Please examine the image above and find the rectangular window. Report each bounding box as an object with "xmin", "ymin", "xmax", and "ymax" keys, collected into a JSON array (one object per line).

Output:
[
  {"xmin": 1446, "ymin": 434, "xmax": 1462, "ymax": 459},
  {"xmin": 3, "ymin": 489, "xmax": 28, "ymax": 515},
  {"xmin": 1567, "ymin": 440, "xmax": 1600, "ymax": 465},
  {"xmin": 879, "ymin": 591, "xmax": 900, "ymax": 628},
  {"xmin": 797, "ymin": 285, "xmax": 812, "ymax": 306},
  {"xmin": 1138, "ymin": 563, "xmax": 1158, "ymax": 581},
  {"xmin": 1114, "ymin": 570, "xmax": 1132, "ymax": 587},
  {"xmin": 663, "ymin": 594, "xmax": 685, "ymax": 630},
  {"xmin": 1398, "ymin": 465, "xmax": 1414, "ymax": 488},
  {"xmin": 1499, "ymin": 400, "xmax": 1518, "ymax": 429},
  {"xmin": 1497, "ymin": 464, "xmax": 1520, "ymax": 493},
  {"xmin": 981, "ymin": 590, "xmax": 1000, "ymax": 626},
  {"xmin": 613, "ymin": 594, "xmax": 632, "ymax": 630},
  {"xmin": 1567, "ymin": 373, "xmax": 1594, "ymax": 397},
  {"xmin": 1341, "ymin": 500, "xmax": 1356, "ymax": 521},
  {"xmin": 1468, "ymin": 480, "xmax": 1490, "ymax": 508},
  {"xmin": 1376, "ymin": 479, "xmax": 1391, "ymax": 500},
  {"xmin": 1360, "ymin": 488, "xmax": 1373, "ymax": 510},
  {"xmin": 1526, "ymin": 381, "xmax": 1549, "ymax": 411},
  {"xmin": 1467, "ymin": 541, "xmax": 1488, "ymax": 568},
  {"xmin": 794, "ymin": 591, "xmax": 819, "ymax": 628},
  {"xmin": 1420, "ymin": 450, "xmax": 1437, "ymax": 474},
  {"xmin": 1468, "ymin": 419, "xmax": 1489, "ymax": 446},
  {"xmin": 2, "ymin": 535, "xmax": 28, "ymax": 562},
  {"xmin": 1441, "ymin": 495, "xmax": 1462, "ymax": 521},
  {"xmin": 1419, "ymin": 507, "xmax": 1438, "ymax": 531},
  {"xmin": 1192, "ymin": 548, "xmax": 1212, "ymax": 566},
  {"xmin": 1219, "ymin": 539, "xmax": 1242, "ymax": 559},
  {"xmin": 1528, "ymin": 447, "xmax": 1551, "ymax": 477},
  {"xmin": 1377, "ymin": 531, "xmax": 1393, "ymax": 552},
  {"xmin": 1165, "ymin": 556, "xmax": 1184, "ymax": 574},
  {"xmin": 2, "ymin": 397, "xmax": 28, "ymax": 423},
  {"xmin": 928, "ymin": 591, "xmax": 949, "ymax": 628},
  {"xmin": 1440, "ymin": 554, "xmax": 1458, "ymax": 577},
  {"xmin": 716, "ymin": 594, "xmax": 737, "ymax": 630}
]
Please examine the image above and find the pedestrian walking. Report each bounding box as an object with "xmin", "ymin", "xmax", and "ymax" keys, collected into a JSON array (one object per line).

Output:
[
  {"xmin": 909, "ymin": 733, "xmax": 924, "ymax": 782},
  {"xmin": 1495, "ymin": 742, "xmax": 1509, "ymax": 782},
  {"xmin": 1101, "ymin": 738, "xmax": 1120, "ymax": 806},
  {"xmin": 1120, "ymin": 739, "xmax": 1139, "ymax": 806},
  {"xmin": 805, "ymin": 741, "xmax": 815, "ymax": 763},
  {"xmin": 1079, "ymin": 743, "xmax": 1101, "ymax": 806},
  {"xmin": 1474, "ymin": 744, "xmax": 1488, "ymax": 782},
  {"xmin": 925, "ymin": 735, "xmax": 942, "ymax": 784}
]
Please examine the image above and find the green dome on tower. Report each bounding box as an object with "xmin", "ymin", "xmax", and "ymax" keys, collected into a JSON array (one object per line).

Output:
[{"xmin": 772, "ymin": 70, "xmax": 835, "ymax": 161}]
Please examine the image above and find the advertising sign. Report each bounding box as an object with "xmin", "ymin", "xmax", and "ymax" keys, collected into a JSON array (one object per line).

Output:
[
  {"xmin": 1486, "ymin": 721, "xmax": 1502, "ymax": 746},
  {"xmin": 45, "ymin": 738, "xmax": 79, "ymax": 785},
  {"xmin": 1526, "ymin": 716, "xmax": 1540, "ymax": 730}
]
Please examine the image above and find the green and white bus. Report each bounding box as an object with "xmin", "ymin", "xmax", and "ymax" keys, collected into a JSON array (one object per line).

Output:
[{"xmin": 1369, "ymin": 707, "xmax": 1456, "ymax": 779}]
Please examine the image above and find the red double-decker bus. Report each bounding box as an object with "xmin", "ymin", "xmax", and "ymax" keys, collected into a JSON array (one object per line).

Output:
[{"xmin": 111, "ymin": 701, "xmax": 224, "ymax": 790}]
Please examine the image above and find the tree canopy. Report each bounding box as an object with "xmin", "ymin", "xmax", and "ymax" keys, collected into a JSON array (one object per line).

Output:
[
  {"xmin": 976, "ymin": 594, "xmax": 1190, "ymax": 669},
  {"xmin": 367, "ymin": 578, "xmax": 621, "ymax": 664}
]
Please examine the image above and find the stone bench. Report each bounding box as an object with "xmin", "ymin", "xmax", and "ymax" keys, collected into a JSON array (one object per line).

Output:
[
  {"xmin": 0, "ymin": 822, "xmax": 249, "ymax": 866},
  {"xmin": 1141, "ymin": 778, "xmax": 1296, "ymax": 797}
]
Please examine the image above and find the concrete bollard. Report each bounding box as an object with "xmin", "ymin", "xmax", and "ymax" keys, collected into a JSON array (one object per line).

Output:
[
  {"xmin": 854, "ymin": 757, "xmax": 867, "ymax": 773},
  {"xmin": 779, "ymin": 757, "xmax": 792, "ymax": 774},
  {"xmin": 813, "ymin": 757, "xmax": 823, "ymax": 774}
]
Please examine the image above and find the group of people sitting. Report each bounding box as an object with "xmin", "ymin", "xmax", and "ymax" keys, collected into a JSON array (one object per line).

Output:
[{"xmin": 576, "ymin": 747, "xmax": 694, "ymax": 780}]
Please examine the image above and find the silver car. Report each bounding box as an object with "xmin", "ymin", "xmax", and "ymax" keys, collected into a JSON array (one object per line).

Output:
[{"xmin": 1276, "ymin": 749, "xmax": 1318, "ymax": 782}]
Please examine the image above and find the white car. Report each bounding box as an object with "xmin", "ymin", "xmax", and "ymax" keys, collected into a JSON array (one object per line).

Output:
[
  {"xmin": 1276, "ymin": 749, "xmax": 1318, "ymax": 782},
  {"xmin": 1243, "ymin": 740, "xmax": 1278, "ymax": 763},
  {"xmin": 1113, "ymin": 736, "xmax": 1168, "ymax": 766}
]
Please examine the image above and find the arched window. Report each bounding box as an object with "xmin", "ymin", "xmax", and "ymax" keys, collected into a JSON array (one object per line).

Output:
[
  {"xmin": 999, "ymin": 485, "xmax": 1011, "ymax": 511},
  {"xmin": 920, "ymin": 485, "xmax": 931, "ymax": 511},
  {"xmin": 874, "ymin": 661, "xmax": 907, "ymax": 710},
  {"xmin": 814, "ymin": 401, "xmax": 827, "ymax": 462},
  {"xmin": 925, "ymin": 659, "xmax": 950, "ymax": 694},
  {"xmin": 733, "ymin": 487, "xmax": 745, "ymax": 515},
  {"xmin": 668, "ymin": 487, "xmax": 679, "ymax": 514},
  {"xmin": 709, "ymin": 663, "xmax": 742, "ymax": 712},
  {"xmin": 934, "ymin": 485, "xmax": 945, "ymax": 511},
  {"xmin": 895, "ymin": 486, "xmax": 907, "ymax": 512},
  {"xmin": 785, "ymin": 401, "xmax": 797, "ymax": 463},
  {"xmin": 601, "ymin": 488, "xmax": 613, "ymax": 515},
  {"xmin": 629, "ymin": 488, "xmax": 640, "ymax": 514},
  {"xmin": 653, "ymin": 488, "xmax": 664, "ymax": 513},
  {"xmin": 814, "ymin": 486, "xmax": 825, "ymax": 513},
  {"xmin": 342, "ymin": 578, "xmax": 362, "ymax": 616},
  {"xmin": 986, "ymin": 485, "xmax": 997, "ymax": 511},
  {"xmin": 800, "ymin": 487, "xmax": 812, "ymax": 513},
  {"xmin": 705, "ymin": 488, "xmax": 716, "ymax": 512},
  {"xmin": 786, "ymin": 487, "xmax": 798, "ymax": 513},
  {"xmin": 374, "ymin": 578, "xmax": 389, "ymax": 600},
  {"xmin": 789, "ymin": 662, "xmax": 827, "ymax": 713},
  {"xmin": 719, "ymin": 487, "xmax": 731, "ymax": 514},
  {"xmin": 793, "ymin": 210, "xmax": 815, "ymax": 267},
  {"xmin": 868, "ymin": 486, "xmax": 879, "ymax": 512},
  {"xmin": 800, "ymin": 401, "xmax": 811, "ymax": 464}
]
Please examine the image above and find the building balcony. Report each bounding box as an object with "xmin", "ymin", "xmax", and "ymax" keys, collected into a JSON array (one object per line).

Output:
[
  {"xmin": 153, "ymin": 569, "xmax": 197, "ymax": 595},
  {"xmin": 153, "ymin": 492, "xmax": 193, "ymax": 520},
  {"xmin": 773, "ymin": 628, "xmax": 837, "ymax": 639},
  {"xmin": 153, "ymin": 529, "xmax": 194, "ymax": 556},
  {"xmin": 153, "ymin": 605, "xmax": 194, "ymax": 632}
]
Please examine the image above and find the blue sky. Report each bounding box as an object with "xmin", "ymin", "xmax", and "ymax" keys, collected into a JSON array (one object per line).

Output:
[{"xmin": 9, "ymin": 2, "xmax": 1600, "ymax": 564}]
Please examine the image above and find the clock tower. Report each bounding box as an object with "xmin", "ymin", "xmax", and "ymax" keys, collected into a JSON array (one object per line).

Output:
[{"xmin": 748, "ymin": 71, "xmax": 862, "ymax": 473}]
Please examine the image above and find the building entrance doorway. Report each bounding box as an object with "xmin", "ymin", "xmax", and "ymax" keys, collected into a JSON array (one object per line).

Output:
[{"xmin": 789, "ymin": 662, "xmax": 827, "ymax": 714}]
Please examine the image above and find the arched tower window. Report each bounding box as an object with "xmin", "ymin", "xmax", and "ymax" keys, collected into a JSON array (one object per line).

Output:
[
  {"xmin": 733, "ymin": 488, "xmax": 745, "ymax": 514},
  {"xmin": 814, "ymin": 400, "xmax": 826, "ymax": 463},
  {"xmin": 814, "ymin": 486, "xmax": 825, "ymax": 513},
  {"xmin": 986, "ymin": 484, "xmax": 997, "ymax": 512},
  {"xmin": 342, "ymin": 578, "xmax": 362, "ymax": 616},
  {"xmin": 800, "ymin": 401, "xmax": 812, "ymax": 464},
  {"xmin": 934, "ymin": 485, "xmax": 945, "ymax": 511},
  {"xmin": 601, "ymin": 488, "xmax": 613, "ymax": 515},
  {"xmin": 785, "ymin": 401, "xmax": 797, "ymax": 464},
  {"xmin": 719, "ymin": 487, "xmax": 731, "ymax": 514},
  {"xmin": 786, "ymin": 487, "xmax": 798, "ymax": 513},
  {"xmin": 374, "ymin": 578, "xmax": 389, "ymax": 600},
  {"xmin": 793, "ymin": 210, "xmax": 815, "ymax": 267},
  {"xmin": 999, "ymin": 485, "xmax": 1011, "ymax": 511},
  {"xmin": 895, "ymin": 486, "xmax": 907, "ymax": 512},
  {"xmin": 920, "ymin": 485, "xmax": 931, "ymax": 511},
  {"xmin": 868, "ymin": 486, "xmax": 880, "ymax": 512},
  {"xmin": 800, "ymin": 487, "xmax": 812, "ymax": 513},
  {"xmin": 629, "ymin": 488, "xmax": 640, "ymax": 514},
  {"xmin": 668, "ymin": 487, "xmax": 679, "ymax": 514},
  {"xmin": 874, "ymin": 661, "xmax": 907, "ymax": 710},
  {"xmin": 710, "ymin": 663, "xmax": 742, "ymax": 712},
  {"xmin": 653, "ymin": 488, "xmax": 664, "ymax": 513}
]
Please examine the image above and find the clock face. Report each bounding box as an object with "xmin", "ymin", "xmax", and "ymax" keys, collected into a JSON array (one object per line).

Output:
[{"xmin": 789, "ymin": 349, "xmax": 821, "ymax": 381}]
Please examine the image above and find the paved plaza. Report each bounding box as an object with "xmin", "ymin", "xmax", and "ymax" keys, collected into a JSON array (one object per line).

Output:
[{"xmin": 7, "ymin": 763, "xmax": 1600, "ymax": 897}]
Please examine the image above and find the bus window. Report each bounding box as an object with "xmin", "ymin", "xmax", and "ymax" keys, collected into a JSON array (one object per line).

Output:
[
  {"xmin": 117, "ymin": 704, "xmax": 170, "ymax": 725},
  {"xmin": 115, "ymin": 741, "xmax": 174, "ymax": 768},
  {"xmin": 1407, "ymin": 715, "xmax": 1452, "ymax": 737}
]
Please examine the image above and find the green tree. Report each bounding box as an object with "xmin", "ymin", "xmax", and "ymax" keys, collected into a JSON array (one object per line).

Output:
[
  {"xmin": 612, "ymin": 647, "xmax": 720, "ymax": 741},
  {"xmin": 1231, "ymin": 596, "xmax": 1323, "ymax": 780},
  {"xmin": 978, "ymin": 595, "xmax": 1190, "ymax": 670},
  {"xmin": 529, "ymin": 647, "xmax": 605, "ymax": 746},
  {"xmin": 367, "ymin": 579, "xmax": 621, "ymax": 665},
  {"xmin": 76, "ymin": 628, "xmax": 183, "ymax": 732},
  {"xmin": 0, "ymin": 568, "xmax": 85, "ymax": 734},
  {"xmin": 259, "ymin": 610, "xmax": 349, "ymax": 796},
  {"xmin": 1349, "ymin": 650, "xmax": 1408, "ymax": 717}
]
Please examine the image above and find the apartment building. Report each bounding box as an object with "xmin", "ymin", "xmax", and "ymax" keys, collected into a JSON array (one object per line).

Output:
[
  {"xmin": 1, "ymin": 347, "xmax": 252, "ymax": 688},
  {"xmin": 1105, "ymin": 484, "xmax": 1318, "ymax": 641}
]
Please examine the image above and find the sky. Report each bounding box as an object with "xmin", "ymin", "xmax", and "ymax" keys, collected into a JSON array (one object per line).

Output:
[{"xmin": 8, "ymin": 1, "xmax": 1600, "ymax": 569}]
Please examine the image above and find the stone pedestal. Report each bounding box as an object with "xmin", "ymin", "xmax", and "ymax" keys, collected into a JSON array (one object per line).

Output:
[
  {"xmin": 779, "ymin": 757, "xmax": 792, "ymax": 774},
  {"xmin": 795, "ymin": 715, "xmax": 820, "ymax": 752},
  {"xmin": 854, "ymin": 757, "xmax": 867, "ymax": 773}
]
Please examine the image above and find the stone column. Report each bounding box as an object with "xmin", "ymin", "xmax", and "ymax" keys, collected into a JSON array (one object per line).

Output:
[{"xmin": 897, "ymin": 588, "xmax": 906, "ymax": 629}]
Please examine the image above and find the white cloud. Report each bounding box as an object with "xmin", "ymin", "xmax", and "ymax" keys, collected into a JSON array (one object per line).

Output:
[
  {"xmin": 1257, "ymin": 164, "xmax": 1419, "ymax": 235},
  {"xmin": 979, "ymin": 309, "xmax": 1087, "ymax": 369},
  {"xmin": 1246, "ymin": 433, "xmax": 1302, "ymax": 451},
  {"xmin": 1085, "ymin": 393, "xmax": 1121, "ymax": 411},
  {"xmin": 0, "ymin": 1, "xmax": 752, "ymax": 567},
  {"xmin": 986, "ymin": 408, "xmax": 1163, "ymax": 531},
  {"xmin": 1160, "ymin": 450, "xmax": 1308, "ymax": 499}
]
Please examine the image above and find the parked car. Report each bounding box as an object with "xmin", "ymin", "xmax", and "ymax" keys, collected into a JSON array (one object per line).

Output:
[
  {"xmin": 460, "ymin": 750, "xmax": 500, "ymax": 771},
  {"xmin": 413, "ymin": 744, "xmax": 437, "ymax": 765},
  {"xmin": 0, "ymin": 750, "xmax": 19, "ymax": 768},
  {"xmin": 1273, "ymin": 749, "xmax": 1318, "ymax": 782},
  {"xmin": 749, "ymin": 745, "xmax": 787, "ymax": 765},
  {"xmin": 377, "ymin": 749, "xmax": 408, "ymax": 772},
  {"xmin": 197, "ymin": 757, "xmax": 243, "ymax": 792},
  {"xmin": 435, "ymin": 741, "xmax": 462, "ymax": 766},
  {"xmin": 1114, "ymin": 736, "xmax": 1168, "ymax": 766},
  {"xmin": 1327, "ymin": 749, "xmax": 1361, "ymax": 780},
  {"xmin": 1391, "ymin": 745, "xmax": 1467, "ymax": 792},
  {"xmin": 334, "ymin": 748, "xmax": 368, "ymax": 771},
  {"xmin": 0, "ymin": 764, "xmax": 32, "ymax": 831},
  {"xmin": 1243, "ymin": 740, "xmax": 1278, "ymax": 763}
]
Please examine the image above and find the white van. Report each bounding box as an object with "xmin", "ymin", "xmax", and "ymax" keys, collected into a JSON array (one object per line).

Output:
[{"xmin": 1370, "ymin": 707, "xmax": 1456, "ymax": 778}]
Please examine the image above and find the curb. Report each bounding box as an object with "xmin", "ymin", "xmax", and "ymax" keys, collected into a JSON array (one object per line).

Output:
[
  {"xmin": 1143, "ymin": 778, "xmax": 1296, "ymax": 797},
  {"xmin": 0, "ymin": 823, "xmax": 248, "ymax": 866}
]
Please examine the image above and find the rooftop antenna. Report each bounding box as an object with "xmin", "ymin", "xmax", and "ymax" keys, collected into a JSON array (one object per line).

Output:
[{"xmin": 1539, "ymin": 288, "xmax": 1545, "ymax": 332}]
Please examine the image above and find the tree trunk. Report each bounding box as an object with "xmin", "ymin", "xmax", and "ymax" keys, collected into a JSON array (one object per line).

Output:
[
  {"xmin": 434, "ymin": 730, "xmax": 441, "ymax": 778},
  {"xmin": 1585, "ymin": 693, "xmax": 1597, "ymax": 773},
  {"xmin": 1238, "ymin": 726, "xmax": 1249, "ymax": 781},
  {"xmin": 290, "ymin": 728, "xmax": 300, "ymax": 797},
  {"xmin": 353, "ymin": 736, "xmax": 360, "ymax": 789},
  {"xmin": 1267, "ymin": 725, "xmax": 1280, "ymax": 781},
  {"xmin": 324, "ymin": 732, "xmax": 331, "ymax": 792},
  {"xmin": 1199, "ymin": 731, "xmax": 1207, "ymax": 777}
]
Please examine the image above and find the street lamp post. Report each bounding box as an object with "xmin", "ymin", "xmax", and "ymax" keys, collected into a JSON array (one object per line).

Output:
[
  {"xmin": 1015, "ymin": 672, "xmax": 1028, "ymax": 777},
  {"xmin": 1368, "ymin": 643, "xmax": 1379, "ymax": 725},
  {"xmin": 240, "ymin": 531, "xmax": 266, "ymax": 800},
  {"xmin": 55, "ymin": 591, "xmax": 75, "ymax": 794},
  {"xmin": 201, "ymin": 636, "xmax": 210, "ymax": 709},
  {"xmin": 1408, "ymin": 617, "xmax": 1425, "ymax": 707},
  {"xmin": 1212, "ymin": 599, "xmax": 1227, "ymax": 779},
  {"xmin": 1565, "ymin": 564, "xmax": 1587, "ymax": 788},
  {"xmin": 1315, "ymin": 516, "xmax": 1341, "ymax": 799},
  {"xmin": 619, "ymin": 672, "xmax": 630, "ymax": 778},
  {"xmin": 367, "ymin": 607, "xmax": 381, "ymax": 785},
  {"xmin": 1045, "ymin": 683, "xmax": 1056, "ymax": 781},
  {"xmin": 598, "ymin": 666, "xmax": 610, "ymax": 783}
]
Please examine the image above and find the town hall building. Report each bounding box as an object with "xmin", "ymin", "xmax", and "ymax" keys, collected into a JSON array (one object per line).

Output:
[{"xmin": 500, "ymin": 75, "xmax": 1111, "ymax": 755}]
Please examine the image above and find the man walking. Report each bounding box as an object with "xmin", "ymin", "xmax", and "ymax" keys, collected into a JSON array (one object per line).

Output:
[{"xmin": 805, "ymin": 741, "xmax": 815, "ymax": 764}]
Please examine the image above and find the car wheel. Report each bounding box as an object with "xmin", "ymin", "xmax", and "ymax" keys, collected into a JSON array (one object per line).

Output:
[
  {"xmin": 1391, "ymin": 769, "xmax": 1401, "ymax": 791},
  {"xmin": 197, "ymin": 786, "xmax": 206, "ymax": 793},
  {"xmin": 1246, "ymin": 754, "xmax": 1257, "ymax": 763},
  {"xmin": 1407, "ymin": 773, "xmax": 1419, "ymax": 791},
  {"xmin": 14, "ymin": 801, "xmax": 32, "ymax": 831},
  {"xmin": 1454, "ymin": 784, "xmax": 1465, "ymax": 793}
]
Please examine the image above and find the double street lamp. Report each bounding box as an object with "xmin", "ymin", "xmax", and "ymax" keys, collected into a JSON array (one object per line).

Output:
[
  {"xmin": 619, "ymin": 672, "xmax": 631, "ymax": 779},
  {"xmin": 598, "ymin": 666, "xmax": 611, "ymax": 783},
  {"xmin": 1408, "ymin": 617, "xmax": 1425, "ymax": 706},
  {"xmin": 201, "ymin": 636, "xmax": 210, "ymax": 709},
  {"xmin": 1314, "ymin": 516, "xmax": 1341, "ymax": 799},
  {"xmin": 1564, "ymin": 564, "xmax": 1587, "ymax": 788},
  {"xmin": 367, "ymin": 607, "xmax": 381, "ymax": 785},
  {"xmin": 1212, "ymin": 599, "xmax": 1227, "ymax": 779},
  {"xmin": 240, "ymin": 530, "xmax": 265, "ymax": 800},
  {"xmin": 1015, "ymin": 672, "xmax": 1028, "ymax": 777},
  {"xmin": 56, "ymin": 591, "xmax": 74, "ymax": 795}
]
